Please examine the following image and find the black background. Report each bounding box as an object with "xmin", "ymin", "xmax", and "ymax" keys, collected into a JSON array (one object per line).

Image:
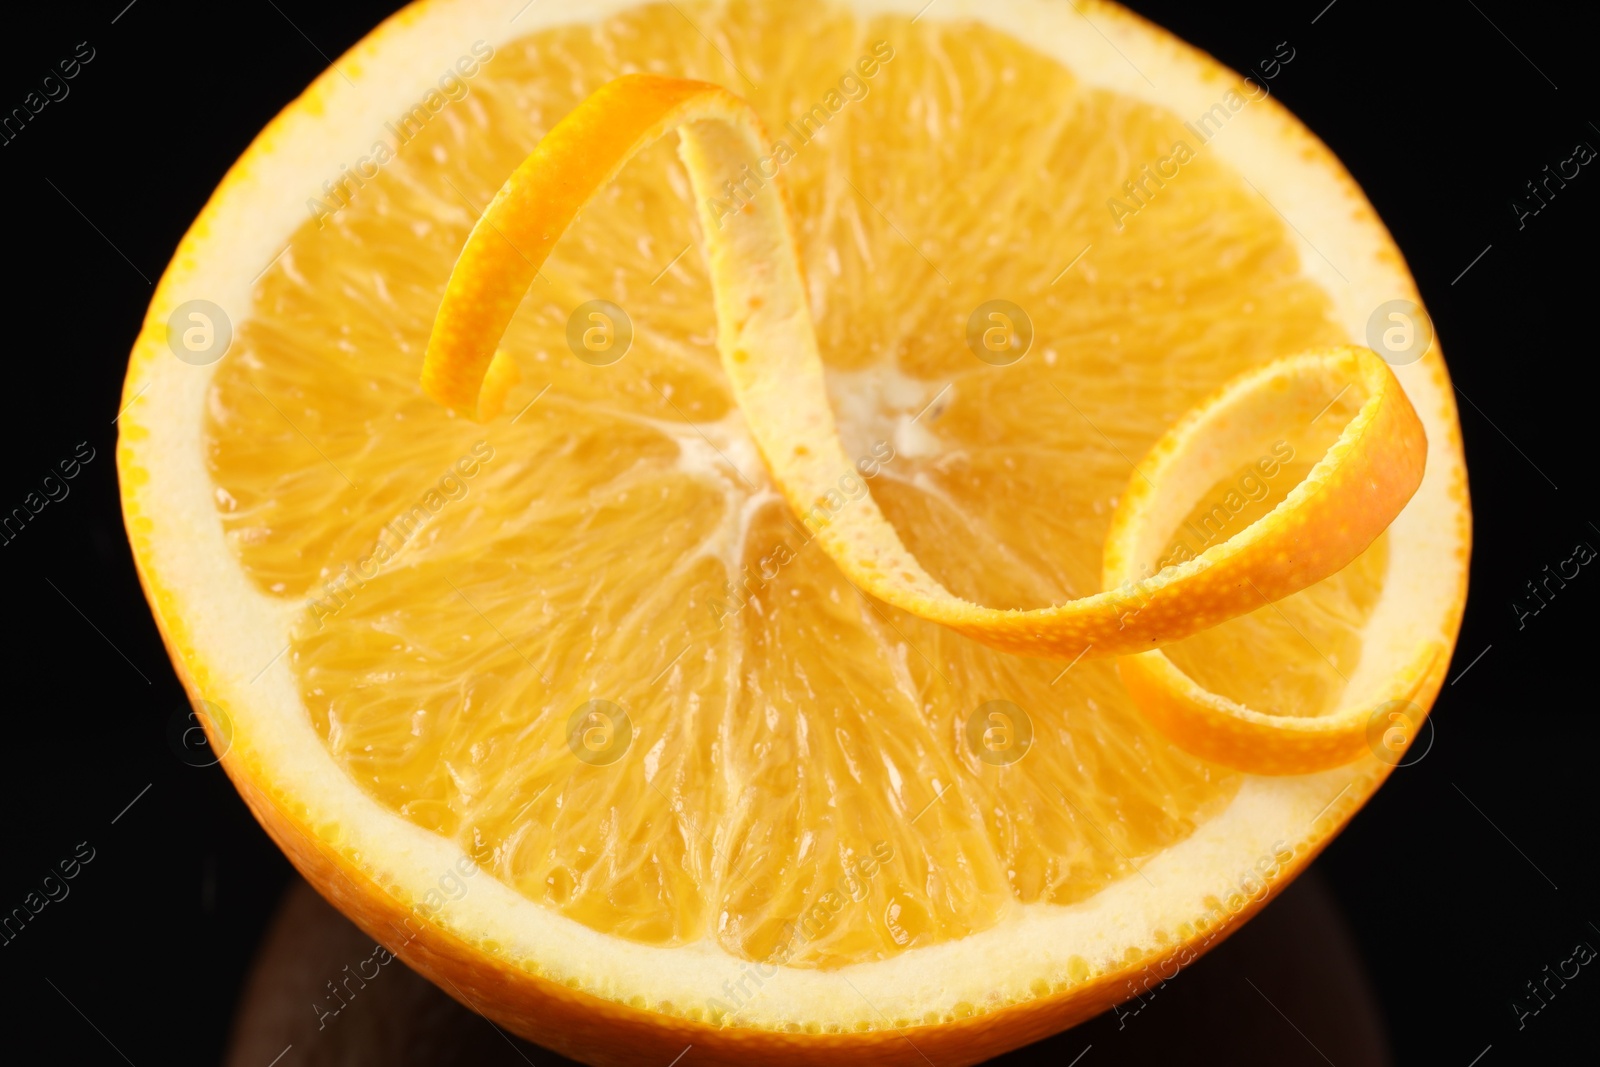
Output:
[{"xmin": 1, "ymin": 1, "xmax": 1595, "ymax": 1063}]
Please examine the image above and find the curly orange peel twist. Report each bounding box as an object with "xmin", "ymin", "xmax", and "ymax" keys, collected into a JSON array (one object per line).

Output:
[
  {"xmin": 1099, "ymin": 347, "xmax": 1437, "ymax": 773},
  {"xmin": 421, "ymin": 74, "xmax": 1430, "ymax": 774}
]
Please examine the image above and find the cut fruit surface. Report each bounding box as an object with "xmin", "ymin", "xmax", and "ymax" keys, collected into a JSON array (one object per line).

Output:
[{"xmin": 119, "ymin": 1, "xmax": 1470, "ymax": 1063}]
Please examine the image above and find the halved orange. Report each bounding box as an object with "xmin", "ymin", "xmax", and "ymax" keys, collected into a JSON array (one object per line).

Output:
[{"xmin": 118, "ymin": 1, "xmax": 1469, "ymax": 1064}]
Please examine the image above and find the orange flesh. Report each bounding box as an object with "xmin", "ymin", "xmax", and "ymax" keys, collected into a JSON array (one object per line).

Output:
[{"xmin": 202, "ymin": 1, "xmax": 1379, "ymax": 967}]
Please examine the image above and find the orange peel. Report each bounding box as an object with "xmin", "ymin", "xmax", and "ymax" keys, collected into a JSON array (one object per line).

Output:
[
  {"xmin": 1117, "ymin": 638, "xmax": 1445, "ymax": 774},
  {"xmin": 422, "ymin": 73, "xmax": 1431, "ymax": 770},
  {"xmin": 1099, "ymin": 346, "xmax": 1434, "ymax": 773}
]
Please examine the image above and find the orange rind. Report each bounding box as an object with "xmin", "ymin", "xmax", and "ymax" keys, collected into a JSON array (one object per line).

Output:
[
  {"xmin": 423, "ymin": 76, "xmax": 1432, "ymax": 774},
  {"xmin": 1098, "ymin": 347, "xmax": 1434, "ymax": 772},
  {"xmin": 423, "ymin": 77, "xmax": 1427, "ymax": 670}
]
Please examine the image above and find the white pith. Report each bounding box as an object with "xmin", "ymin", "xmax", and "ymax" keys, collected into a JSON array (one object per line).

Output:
[{"xmin": 118, "ymin": 0, "xmax": 1468, "ymax": 1030}]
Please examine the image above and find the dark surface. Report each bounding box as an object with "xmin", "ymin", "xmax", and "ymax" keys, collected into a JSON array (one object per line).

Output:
[
  {"xmin": 224, "ymin": 871, "xmax": 1387, "ymax": 1067},
  {"xmin": 1, "ymin": 1, "xmax": 1596, "ymax": 1064}
]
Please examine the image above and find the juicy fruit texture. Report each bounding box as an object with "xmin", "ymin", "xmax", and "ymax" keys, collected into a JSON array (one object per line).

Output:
[{"xmin": 207, "ymin": 1, "xmax": 1380, "ymax": 968}]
